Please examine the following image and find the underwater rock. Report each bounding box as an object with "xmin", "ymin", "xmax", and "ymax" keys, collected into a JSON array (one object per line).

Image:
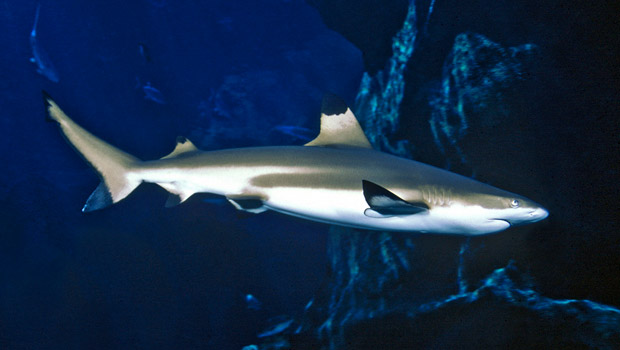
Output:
[
  {"xmin": 341, "ymin": 264, "xmax": 620, "ymax": 350},
  {"xmin": 305, "ymin": 0, "xmax": 409, "ymax": 75},
  {"xmin": 297, "ymin": 227, "xmax": 463, "ymax": 349},
  {"xmin": 354, "ymin": 0, "xmax": 419, "ymax": 156},
  {"xmin": 294, "ymin": 243, "xmax": 620, "ymax": 349},
  {"xmin": 428, "ymin": 32, "xmax": 539, "ymax": 171}
]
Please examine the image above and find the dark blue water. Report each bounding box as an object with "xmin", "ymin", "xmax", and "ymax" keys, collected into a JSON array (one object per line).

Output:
[
  {"xmin": 1, "ymin": 1, "xmax": 361, "ymax": 348},
  {"xmin": 1, "ymin": 0, "xmax": 619, "ymax": 349}
]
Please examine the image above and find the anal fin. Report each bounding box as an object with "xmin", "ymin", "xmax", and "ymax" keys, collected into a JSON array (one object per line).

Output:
[
  {"xmin": 159, "ymin": 183, "xmax": 194, "ymax": 207},
  {"xmin": 165, "ymin": 194, "xmax": 184, "ymax": 207}
]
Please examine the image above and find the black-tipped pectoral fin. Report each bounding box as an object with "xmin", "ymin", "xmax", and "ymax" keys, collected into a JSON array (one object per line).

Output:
[
  {"xmin": 226, "ymin": 196, "xmax": 268, "ymax": 214},
  {"xmin": 362, "ymin": 180, "xmax": 429, "ymax": 217}
]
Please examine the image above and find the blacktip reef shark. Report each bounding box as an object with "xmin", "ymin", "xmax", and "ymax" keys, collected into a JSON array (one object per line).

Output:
[{"xmin": 43, "ymin": 92, "xmax": 548, "ymax": 235}]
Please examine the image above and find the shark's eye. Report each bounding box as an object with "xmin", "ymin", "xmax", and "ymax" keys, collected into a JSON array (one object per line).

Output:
[{"xmin": 510, "ymin": 199, "xmax": 520, "ymax": 208}]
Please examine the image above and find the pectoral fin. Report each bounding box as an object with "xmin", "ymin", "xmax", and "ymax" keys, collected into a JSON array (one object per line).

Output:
[{"xmin": 362, "ymin": 180, "xmax": 428, "ymax": 216}]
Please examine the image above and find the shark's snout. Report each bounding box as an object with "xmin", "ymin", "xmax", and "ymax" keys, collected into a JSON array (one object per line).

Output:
[
  {"xmin": 495, "ymin": 206, "xmax": 549, "ymax": 227},
  {"xmin": 528, "ymin": 207, "xmax": 549, "ymax": 222}
]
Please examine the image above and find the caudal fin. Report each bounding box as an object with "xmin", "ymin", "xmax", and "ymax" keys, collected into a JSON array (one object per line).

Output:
[{"xmin": 43, "ymin": 91, "xmax": 142, "ymax": 212}]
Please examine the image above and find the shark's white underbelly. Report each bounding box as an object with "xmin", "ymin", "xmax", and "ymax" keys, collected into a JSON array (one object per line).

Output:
[
  {"xmin": 262, "ymin": 187, "xmax": 459, "ymax": 233},
  {"xmin": 263, "ymin": 187, "xmax": 510, "ymax": 234}
]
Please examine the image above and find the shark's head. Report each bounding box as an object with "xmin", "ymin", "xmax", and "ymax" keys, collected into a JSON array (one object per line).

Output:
[
  {"xmin": 493, "ymin": 196, "xmax": 549, "ymax": 226},
  {"xmin": 362, "ymin": 180, "xmax": 548, "ymax": 235},
  {"xmin": 437, "ymin": 190, "xmax": 549, "ymax": 235}
]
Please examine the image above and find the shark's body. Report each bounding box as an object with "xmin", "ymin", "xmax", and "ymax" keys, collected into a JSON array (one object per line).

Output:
[{"xmin": 44, "ymin": 93, "xmax": 548, "ymax": 235}]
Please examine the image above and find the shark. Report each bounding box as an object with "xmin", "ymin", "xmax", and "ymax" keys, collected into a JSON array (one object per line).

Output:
[
  {"xmin": 43, "ymin": 92, "xmax": 548, "ymax": 235},
  {"xmin": 30, "ymin": 4, "xmax": 59, "ymax": 83}
]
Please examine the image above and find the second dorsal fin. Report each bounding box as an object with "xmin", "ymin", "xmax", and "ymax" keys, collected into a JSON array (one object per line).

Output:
[
  {"xmin": 305, "ymin": 94, "xmax": 372, "ymax": 149},
  {"xmin": 161, "ymin": 136, "xmax": 199, "ymax": 159}
]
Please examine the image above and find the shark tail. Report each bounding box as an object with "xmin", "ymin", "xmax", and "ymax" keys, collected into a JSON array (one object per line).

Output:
[{"xmin": 43, "ymin": 91, "xmax": 143, "ymax": 212}]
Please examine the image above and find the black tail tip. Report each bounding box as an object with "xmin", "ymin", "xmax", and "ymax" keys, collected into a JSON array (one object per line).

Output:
[
  {"xmin": 321, "ymin": 93, "xmax": 348, "ymax": 116},
  {"xmin": 41, "ymin": 90, "xmax": 55, "ymax": 122},
  {"xmin": 82, "ymin": 182, "xmax": 113, "ymax": 212},
  {"xmin": 41, "ymin": 90, "xmax": 52, "ymax": 104}
]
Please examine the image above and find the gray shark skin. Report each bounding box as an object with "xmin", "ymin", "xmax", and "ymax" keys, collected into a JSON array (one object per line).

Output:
[
  {"xmin": 30, "ymin": 4, "xmax": 59, "ymax": 83},
  {"xmin": 43, "ymin": 92, "xmax": 548, "ymax": 235}
]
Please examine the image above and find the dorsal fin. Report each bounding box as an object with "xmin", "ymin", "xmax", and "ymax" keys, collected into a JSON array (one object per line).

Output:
[
  {"xmin": 305, "ymin": 94, "xmax": 372, "ymax": 149},
  {"xmin": 161, "ymin": 136, "xmax": 199, "ymax": 159}
]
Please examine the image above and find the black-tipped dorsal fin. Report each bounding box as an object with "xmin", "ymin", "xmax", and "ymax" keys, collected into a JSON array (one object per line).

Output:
[
  {"xmin": 161, "ymin": 136, "xmax": 199, "ymax": 159},
  {"xmin": 305, "ymin": 94, "xmax": 372, "ymax": 149},
  {"xmin": 362, "ymin": 180, "xmax": 429, "ymax": 217}
]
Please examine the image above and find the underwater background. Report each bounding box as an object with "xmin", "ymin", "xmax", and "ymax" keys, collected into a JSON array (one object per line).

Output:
[{"xmin": 1, "ymin": 0, "xmax": 619, "ymax": 349}]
